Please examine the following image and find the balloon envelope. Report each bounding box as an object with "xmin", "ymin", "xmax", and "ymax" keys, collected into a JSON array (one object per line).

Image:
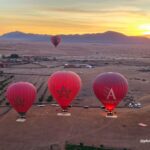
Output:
[
  {"xmin": 93, "ymin": 72, "xmax": 128, "ymax": 111},
  {"xmin": 6, "ymin": 82, "xmax": 37, "ymax": 114},
  {"xmin": 48, "ymin": 71, "xmax": 81, "ymax": 109},
  {"xmin": 51, "ymin": 36, "xmax": 61, "ymax": 47}
]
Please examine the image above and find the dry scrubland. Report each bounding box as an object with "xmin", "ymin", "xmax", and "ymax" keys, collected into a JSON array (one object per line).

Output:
[{"xmin": 0, "ymin": 41, "xmax": 150, "ymax": 150}]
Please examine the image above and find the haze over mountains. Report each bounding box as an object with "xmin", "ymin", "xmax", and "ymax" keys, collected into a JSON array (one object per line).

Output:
[{"xmin": 0, "ymin": 31, "xmax": 150, "ymax": 44}]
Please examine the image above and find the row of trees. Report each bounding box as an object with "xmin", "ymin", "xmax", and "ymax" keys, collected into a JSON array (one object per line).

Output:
[{"xmin": 0, "ymin": 75, "xmax": 14, "ymax": 106}]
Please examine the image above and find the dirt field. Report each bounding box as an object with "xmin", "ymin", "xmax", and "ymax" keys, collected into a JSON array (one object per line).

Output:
[{"xmin": 0, "ymin": 41, "xmax": 150, "ymax": 150}]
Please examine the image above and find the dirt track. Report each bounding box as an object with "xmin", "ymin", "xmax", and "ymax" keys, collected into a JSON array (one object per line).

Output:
[{"xmin": 0, "ymin": 105, "xmax": 150, "ymax": 150}]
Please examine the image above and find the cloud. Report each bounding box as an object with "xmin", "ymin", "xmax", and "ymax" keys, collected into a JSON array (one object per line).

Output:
[
  {"xmin": 37, "ymin": 6, "xmax": 150, "ymax": 19},
  {"xmin": 1, "ymin": 0, "xmax": 150, "ymax": 35}
]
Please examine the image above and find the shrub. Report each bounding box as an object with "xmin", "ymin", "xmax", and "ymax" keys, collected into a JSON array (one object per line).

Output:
[
  {"xmin": 47, "ymin": 95, "xmax": 53, "ymax": 102},
  {"xmin": 38, "ymin": 98, "xmax": 43, "ymax": 102},
  {"xmin": 5, "ymin": 102, "xmax": 10, "ymax": 106},
  {"xmin": 10, "ymin": 54, "xmax": 19, "ymax": 58}
]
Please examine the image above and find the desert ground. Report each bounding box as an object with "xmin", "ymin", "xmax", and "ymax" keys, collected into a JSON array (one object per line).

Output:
[{"xmin": 0, "ymin": 41, "xmax": 150, "ymax": 150}]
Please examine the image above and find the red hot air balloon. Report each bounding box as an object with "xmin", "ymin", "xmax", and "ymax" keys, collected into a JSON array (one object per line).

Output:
[
  {"xmin": 51, "ymin": 36, "xmax": 61, "ymax": 47},
  {"xmin": 6, "ymin": 82, "xmax": 36, "ymax": 120},
  {"xmin": 48, "ymin": 71, "xmax": 81, "ymax": 111},
  {"xmin": 93, "ymin": 72, "xmax": 128, "ymax": 116}
]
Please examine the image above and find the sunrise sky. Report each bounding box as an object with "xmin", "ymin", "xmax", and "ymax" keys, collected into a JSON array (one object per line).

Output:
[{"xmin": 1, "ymin": 0, "xmax": 150, "ymax": 36}]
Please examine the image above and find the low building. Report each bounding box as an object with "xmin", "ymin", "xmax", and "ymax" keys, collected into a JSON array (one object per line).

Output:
[{"xmin": 64, "ymin": 63, "xmax": 92, "ymax": 68}]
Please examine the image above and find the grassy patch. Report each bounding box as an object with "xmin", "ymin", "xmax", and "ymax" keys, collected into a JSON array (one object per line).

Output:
[{"xmin": 65, "ymin": 143, "xmax": 128, "ymax": 150}]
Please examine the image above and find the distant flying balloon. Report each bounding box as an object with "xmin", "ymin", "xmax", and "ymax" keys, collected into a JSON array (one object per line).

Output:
[
  {"xmin": 93, "ymin": 72, "xmax": 128, "ymax": 112},
  {"xmin": 51, "ymin": 36, "xmax": 61, "ymax": 47},
  {"xmin": 6, "ymin": 82, "xmax": 37, "ymax": 117},
  {"xmin": 48, "ymin": 71, "xmax": 81, "ymax": 110}
]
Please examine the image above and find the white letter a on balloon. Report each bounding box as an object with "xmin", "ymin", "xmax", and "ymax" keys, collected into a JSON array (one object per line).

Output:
[{"xmin": 107, "ymin": 88, "xmax": 116, "ymax": 100}]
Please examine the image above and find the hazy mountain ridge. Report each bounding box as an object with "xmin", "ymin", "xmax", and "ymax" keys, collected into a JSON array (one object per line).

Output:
[{"xmin": 0, "ymin": 31, "xmax": 150, "ymax": 44}]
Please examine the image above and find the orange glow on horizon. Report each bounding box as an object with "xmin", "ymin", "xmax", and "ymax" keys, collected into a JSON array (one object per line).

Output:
[
  {"xmin": 1, "ymin": 5, "xmax": 150, "ymax": 36},
  {"xmin": 0, "ymin": 23, "xmax": 147, "ymax": 36}
]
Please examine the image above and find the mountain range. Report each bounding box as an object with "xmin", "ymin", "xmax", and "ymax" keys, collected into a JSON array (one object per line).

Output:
[{"xmin": 0, "ymin": 31, "xmax": 150, "ymax": 44}]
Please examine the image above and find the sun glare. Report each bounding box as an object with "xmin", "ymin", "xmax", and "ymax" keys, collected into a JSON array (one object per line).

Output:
[
  {"xmin": 139, "ymin": 24, "xmax": 150, "ymax": 30},
  {"xmin": 143, "ymin": 31, "xmax": 150, "ymax": 35},
  {"xmin": 139, "ymin": 24, "xmax": 150, "ymax": 35}
]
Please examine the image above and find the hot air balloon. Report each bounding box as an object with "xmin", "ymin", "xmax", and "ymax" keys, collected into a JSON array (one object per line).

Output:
[
  {"xmin": 51, "ymin": 36, "xmax": 61, "ymax": 47},
  {"xmin": 93, "ymin": 72, "xmax": 128, "ymax": 118},
  {"xmin": 48, "ymin": 71, "xmax": 81, "ymax": 115},
  {"xmin": 6, "ymin": 82, "xmax": 37, "ymax": 122}
]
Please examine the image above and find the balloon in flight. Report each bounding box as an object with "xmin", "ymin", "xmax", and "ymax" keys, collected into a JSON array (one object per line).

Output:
[{"xmin": 51, "ymin": 36, "xmax": 61, "ymax": 47}]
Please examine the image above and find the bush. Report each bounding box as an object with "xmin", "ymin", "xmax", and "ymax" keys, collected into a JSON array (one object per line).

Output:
[
  {"xmin": 10, "ymin": 54, "xmax": 19, "ymax": 58},
  {"xmin": 65, "ymin": 143, "xmax": 124, "ymax": 150},
  {"xmin": 100, "ymin": 145, "xmax": 104, "ymax": 148},
  {"xmin": 5, "ymin": 102, "xmax": 10, "ymax": 106},
  {"xmin": 10, "ymin": 75, "xmax": 14, "ymax": 78},
  {"xmin": 47, "ymin": 95, "xmax": 53, "ymax": 102},
  {"xmin": 38, "ymin": 98, "xmax": 43, "ymax": 102}
]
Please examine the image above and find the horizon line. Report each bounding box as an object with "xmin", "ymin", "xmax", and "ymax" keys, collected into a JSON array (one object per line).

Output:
[{"xmin": 1, "ymin": 30, "xmax": 149, "ymax": 38}]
